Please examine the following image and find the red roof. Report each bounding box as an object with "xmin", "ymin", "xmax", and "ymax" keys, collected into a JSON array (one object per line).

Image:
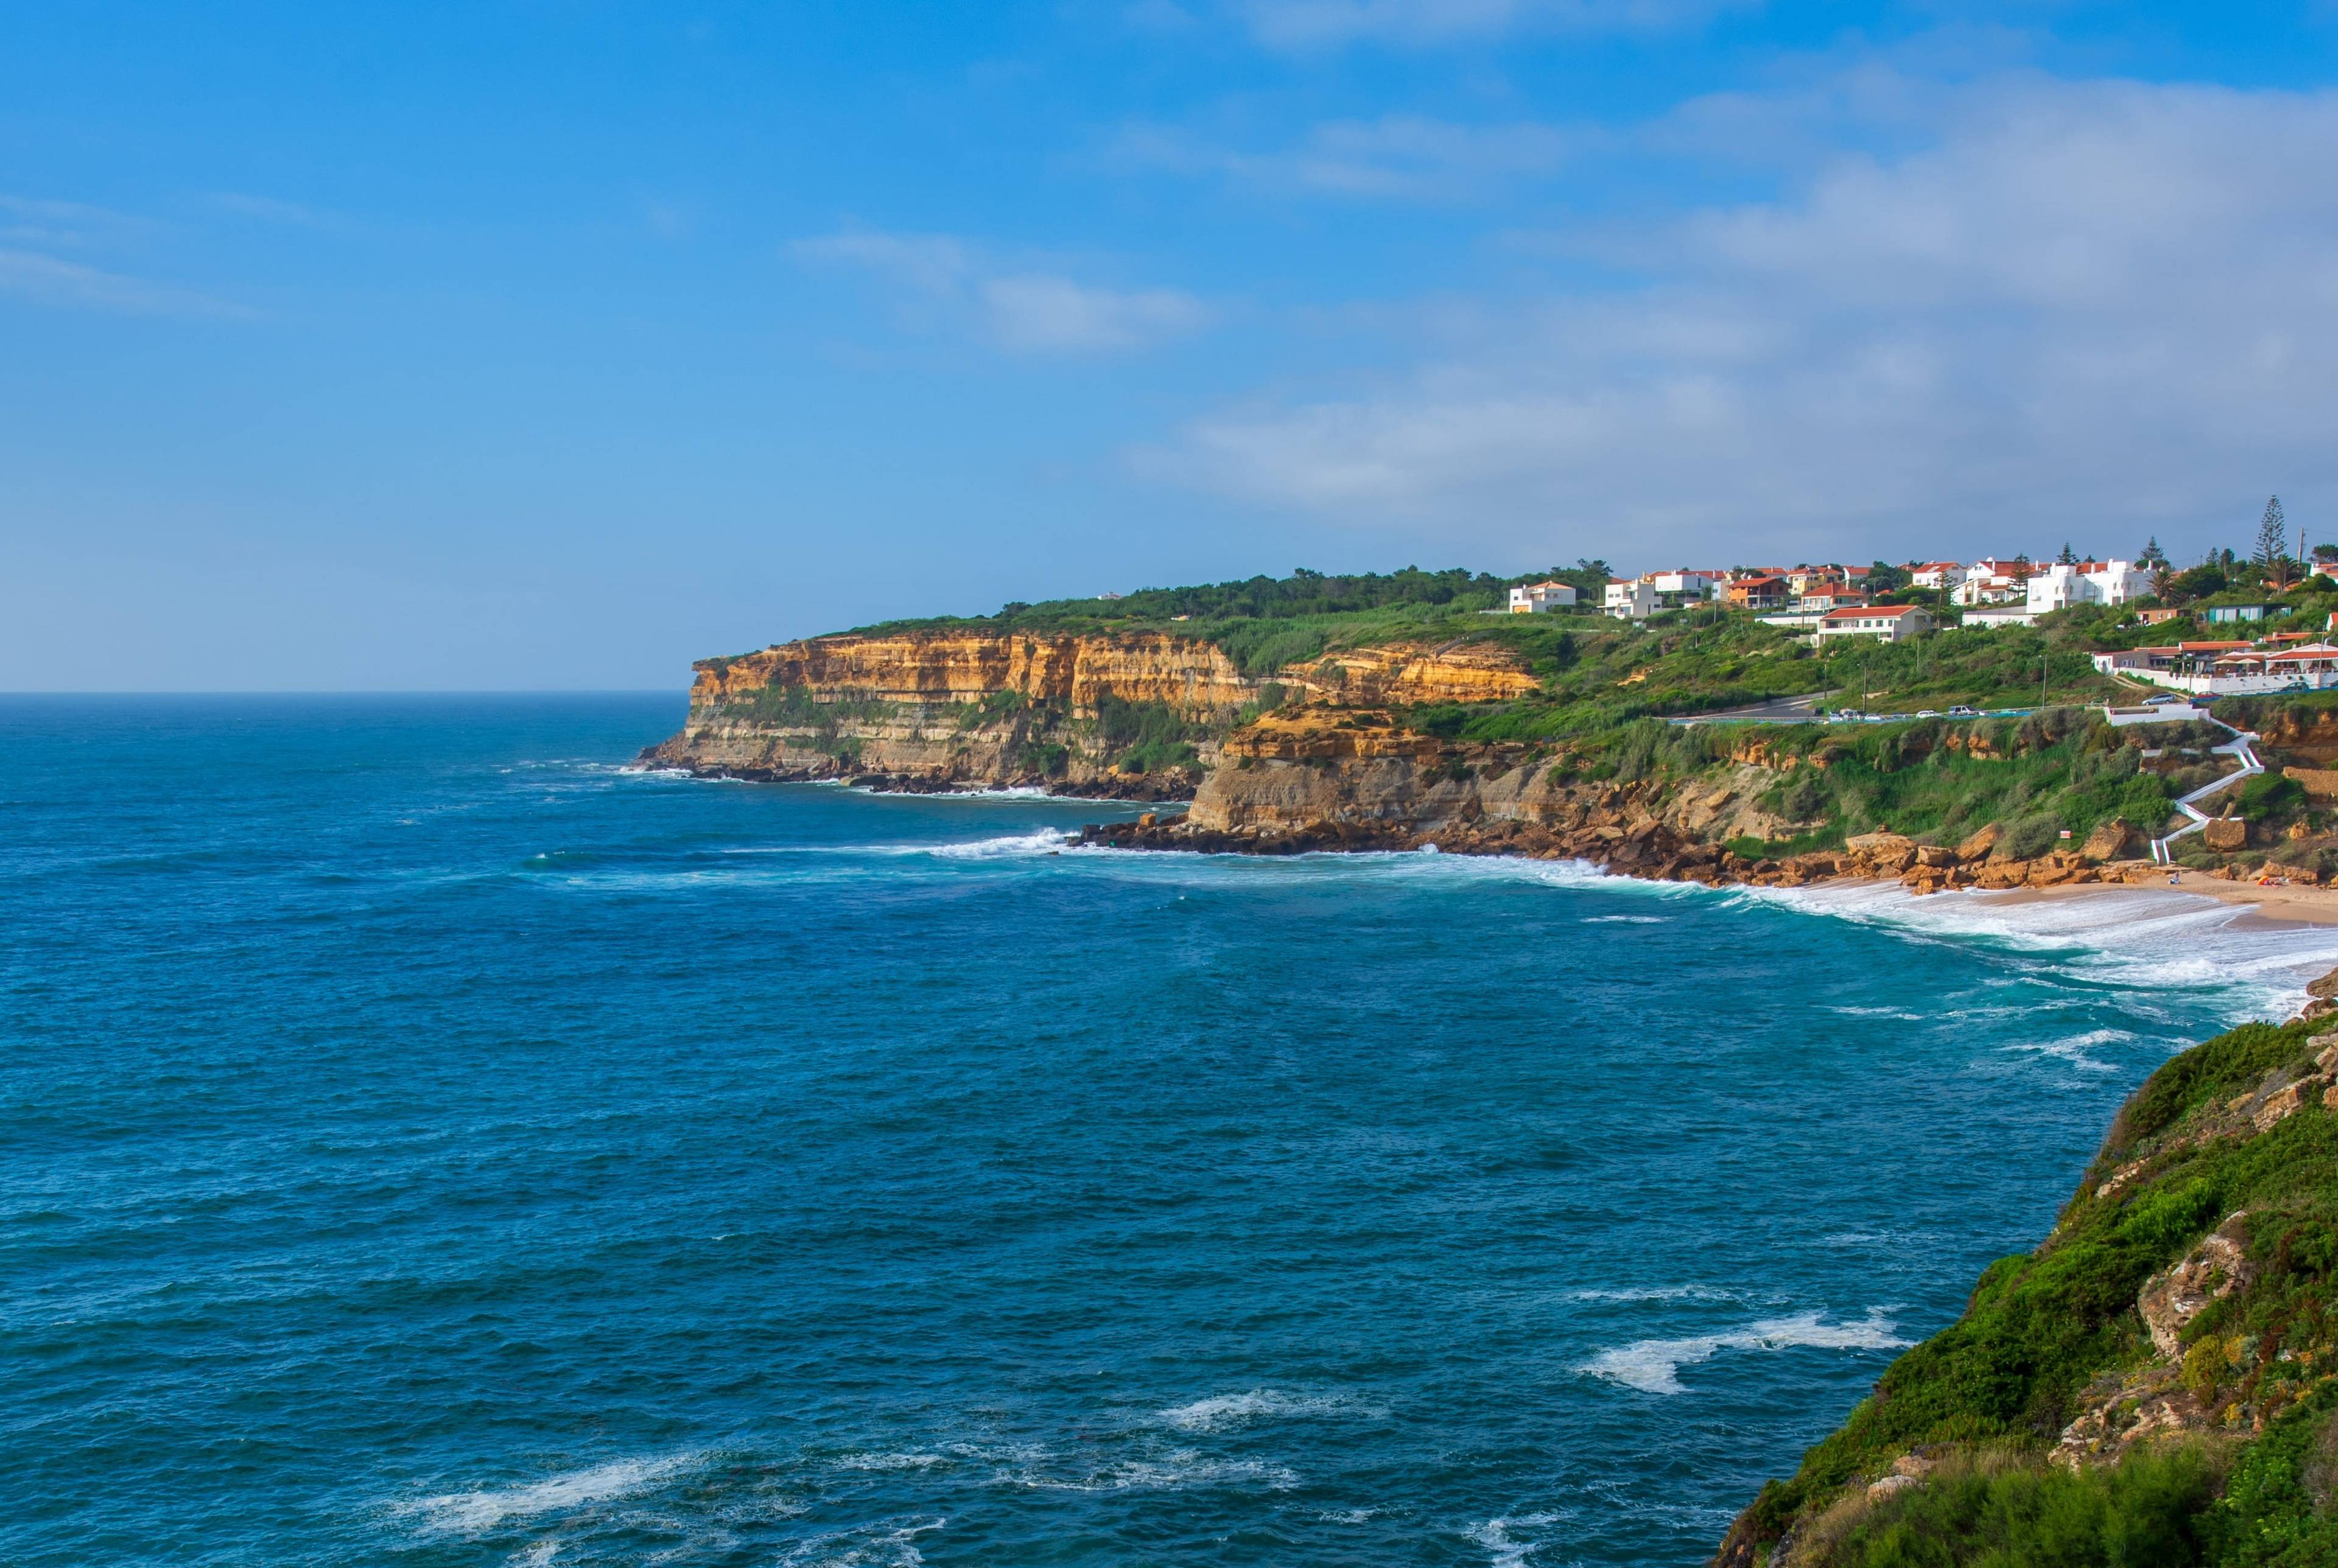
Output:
[{"xmin": 1820, "ymin": 605, "xmax": 1923, "ymax": 621}]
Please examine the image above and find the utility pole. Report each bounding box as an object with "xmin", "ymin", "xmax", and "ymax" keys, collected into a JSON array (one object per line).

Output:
[{"xmin": 2040, "ymin": 653, "xmax": 2049, "ymax": 709}]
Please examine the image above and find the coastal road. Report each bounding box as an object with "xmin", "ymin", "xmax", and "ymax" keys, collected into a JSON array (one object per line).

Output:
[{"xmin": 1668, "ymin": 691, "xmax": 1835, "ymax": 725}]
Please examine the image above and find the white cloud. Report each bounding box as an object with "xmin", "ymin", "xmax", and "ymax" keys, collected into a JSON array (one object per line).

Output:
[
  {"xmin": 793, "ymin": 228, "xmax": 1211, "ymax": 353},
  {"xmin": 980, "ymin": 275, "xmax": 1214, "ymax": 350},
  {"xmin": 0, "ymin": 247, "xmax": 247, "ymax": 317},
  {"xmin": 1232, "ymin": 0, "xmax": 1752, "ymax": 48},
  {"xmin": 1115, "ymin": 115, "xmax": 1573, "ymax": 198},
  {"xmin": 1145, "ymin": 77, "xmax": 2338, "ymax": 563}
]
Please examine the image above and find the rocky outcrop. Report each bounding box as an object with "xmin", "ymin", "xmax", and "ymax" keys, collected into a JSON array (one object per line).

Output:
[
  {"xmin": 1089, "ymin": 718, "xmax": 2173, "ymax": 897},
  {"xmin": 687, "ymin": 630, "xmax": 1254, "ymax": 715},
  {"xmin": 643, "ymin": 629, "xmax": 1556, "ymax": 797}
]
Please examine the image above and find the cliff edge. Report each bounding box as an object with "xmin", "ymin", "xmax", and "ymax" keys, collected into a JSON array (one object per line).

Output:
[{"xmin": 1693, "ymin": 1002, "xmax": 2338, "ymax": 1567}]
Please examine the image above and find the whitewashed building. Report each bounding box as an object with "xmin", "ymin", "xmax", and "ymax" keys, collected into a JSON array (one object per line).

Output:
[
  {"xmin": 2026, "ymin": 559, "xmax": 2147, "ymax": 615},
  {"xmin": 1508, "ymin": 581, "xmax": 1578, "ymax": 614},
  {"xmin": 1814, "ymin": 605, "xmax": 1934, "ymax": 643},
  {"xmin": 1604, "ymin": 579, "xmax": 1659, "ymax": 620}
]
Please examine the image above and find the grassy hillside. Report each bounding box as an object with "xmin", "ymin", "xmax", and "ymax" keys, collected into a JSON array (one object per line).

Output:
[
  {"xmin": 837, "ymin": 569, "xmax": 2154, "ymax": 716},
  {"xmin": 1722, "ymin": 1015, "xmax": 2338, "ymax": 1567},
  {"xmin": 1547, "ymin": 708, "xmax": 2212, "ymax": 861}
]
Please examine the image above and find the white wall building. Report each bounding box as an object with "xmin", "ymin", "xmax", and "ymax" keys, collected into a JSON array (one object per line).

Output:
[
  {"xmin": 1648, "ymin": 570, "xmax": 1723, "ymax": 599},
  {"xmin": 1814, "ymin": 605, "xmax": 1934, "ymax": 643},
  {"xmin": 1910, "ymin": 562, "xmax": 1968, "ymax": 590},
  {"xmin": 1508, "ymin": 581, "xmax": 1578, "ymax": 614},
  {"xmin": 2026, "ymin": 559, "xmax": 2147, "ymax": 615},
  {"xmin": 1604, "ymin": 579, "xmax": 1659, "ymax": 620}
]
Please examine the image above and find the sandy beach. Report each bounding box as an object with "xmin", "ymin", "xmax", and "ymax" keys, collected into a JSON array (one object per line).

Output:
[{"xmin": 1980, "ymin": 869, "xmax": 2338, "ymax": 929}]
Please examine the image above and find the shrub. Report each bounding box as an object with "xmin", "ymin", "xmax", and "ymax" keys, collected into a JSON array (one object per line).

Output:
[
  {"xmin": 1814, "ymin": 1445, "xmax": 2222, "ymax": 1567},
  {"xmin": 2001, "ymin": 813, "xmax": 2063, "ymax": 860}
]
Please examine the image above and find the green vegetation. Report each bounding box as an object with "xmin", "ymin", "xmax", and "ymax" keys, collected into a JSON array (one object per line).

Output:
[
  {"xmin": 1090, "ymin": 695, "xmax": 1206, "ymax": 774},
  {"xmin": 1542, "ymin": 708, "xmax": 2185, "ymax": 846},
  {"xmin": 1744, "ymin": 1015, "xmax": 2338, "ymax": 1566},
  {"xmin": 1809, "ymin": 1446, "xmax": 2221, "ymax": 1567}
]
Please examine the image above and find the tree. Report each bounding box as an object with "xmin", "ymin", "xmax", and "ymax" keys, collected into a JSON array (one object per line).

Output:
[
  {"xmin": 1576, "ymin": 557, "xmax": 1611, "ymax": 580},
  {"xmin": 2009, "ymin": 553, "xmax": 2034, "ymax": 587},
  {"xmin": 2058, "ymin": 542, "xmax": 2078, "ymax": 565},
  {"xmin": 2257, "ymin": 496, "xmax": 2289, "ymax": 583},
  {"xmin": 2140, "ymin": 536, "xmax": 2169, "ymax": 568},
  {"xmin": 2166, "ymin": 564, "xmax": 2227, "ymax": 604},
  {"xmin": 2314, "ymin": 543, "xmax": 2338, "ymax": 564},
  {"xmin": 2149, "ymin": 559, "xmax": 2176, "ymax": 600}
]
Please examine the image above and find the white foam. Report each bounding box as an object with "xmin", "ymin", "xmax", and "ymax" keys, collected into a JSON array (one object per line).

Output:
[
  {"xmin": 2000, "ymin": 1026, "xmax": 2137, "ymax": 1075},
  {"xmin": 1467, "ymin": 1512, "xmax": 1568, "ymax": 1567},
  {"xmin": 1582, "ymin": 914, "xmax": 1667, "ymax": 924},
  {"xmin": 1738, "ymin": 881, "xmax": 2338, "ymax": 1022},
  {"xmin": 507, "ymin": 1542, "xmax": 560, "ymax": 1567},
  {"xmin": 403, "ymin": 1453, "xmax": 700, "ymax": 1533},
  {"xmin": 779, "ymin": 1517, "xmax": 946, "ymax": 1567},
  {"xmin": 997, "ymin": 1449, "xmax": 1299, "ymax": 1493},
  {"xmin": 832, "ymin": 1452, "xmax": 949, "ymax": 1472},
  {"xmin": 1154, "ymin": 1388, "xmax": 1380, "ymax": 1432},
  {"xmin": 1579, "ymin": 1309, "xmax": 1909, "ymax": 1395},
  {"xmin": 1565, "ymin": 1284, "xmax": 1739, "ymax": 1303},
  {"xmin": 922, "ymin": 829, "xmax": 1070, "ymax": 859},
  {"xmin": 1825, "ymin": 1005, "xmax": 1926, "ymax": 1020}
]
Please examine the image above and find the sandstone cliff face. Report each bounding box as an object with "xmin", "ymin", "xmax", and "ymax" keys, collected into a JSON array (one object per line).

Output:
[
  {"xmin": 687, "ymin": 631, "xmax": 1253, "ymax": 716},
  {"xmin": 646, "ymin": 629, "xmax": 1549, "ymax": 795}
]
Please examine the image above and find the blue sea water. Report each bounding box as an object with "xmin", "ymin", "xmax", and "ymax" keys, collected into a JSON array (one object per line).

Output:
[{"xmin": 10, "ymin": 695, "xmax": 2338, "ymax": 1568}]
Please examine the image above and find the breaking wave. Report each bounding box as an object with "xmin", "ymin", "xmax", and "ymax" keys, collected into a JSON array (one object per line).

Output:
[
  {"xmin": 402, "ymin": 1452, "xmax": 701, "ymax": 1533},
  {"xmin": 1154, "ymin": 1389, "xmax": 1381, "ymax": 1433},
  {"xmin": 1579, "ymin": 1309, "xmax": 1909, "ymax": 1396}
]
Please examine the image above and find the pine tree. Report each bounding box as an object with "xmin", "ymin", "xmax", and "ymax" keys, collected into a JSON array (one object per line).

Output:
[
  {"xmin": 2058, "ymin": 542, "xmax": 2077, "ymax": 565},
  {"xmin": 2256, "ymin": 495, "xmax": 2289, "ymax": 583}
]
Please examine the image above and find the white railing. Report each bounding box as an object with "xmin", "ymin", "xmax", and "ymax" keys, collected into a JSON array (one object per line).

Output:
[{"xmin": 2151, "ymin": 721, "xmax": 2263, "ymax": 863}]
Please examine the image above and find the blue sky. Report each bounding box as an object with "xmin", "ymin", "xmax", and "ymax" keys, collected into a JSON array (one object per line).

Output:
[{"xmin": 8, "ymin": 1, "xmax": 2338, "ymax": 688}]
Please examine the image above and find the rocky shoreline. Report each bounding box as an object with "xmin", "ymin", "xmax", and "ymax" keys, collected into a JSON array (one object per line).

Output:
[
  {"xmin": 1073, "ymin": 803, "xmax": 2175, "ymax": 895},
  {"xmin": 642, "ymin": 759, "xmax": 1200, "ymax": 802}
]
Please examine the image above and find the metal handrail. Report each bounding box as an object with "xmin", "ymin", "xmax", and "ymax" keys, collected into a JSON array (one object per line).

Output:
[{"xmin": 2150, "ymin": 719, "xmax": 2264, "ymax": 863}]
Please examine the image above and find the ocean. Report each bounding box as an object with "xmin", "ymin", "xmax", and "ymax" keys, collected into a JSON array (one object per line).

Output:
[{"xmin": 9, "ymin": 695, "xmax": 2337, "ymax": 1567}]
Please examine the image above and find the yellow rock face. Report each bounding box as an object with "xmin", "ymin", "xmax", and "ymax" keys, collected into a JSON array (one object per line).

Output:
[
  {"xmin": 692, "ymin": 631, "xmax": 1254, "ymax": 718},
  {"xmin": 1282, "ymin": 644, "xmax": 1540, "ymax": 707}
]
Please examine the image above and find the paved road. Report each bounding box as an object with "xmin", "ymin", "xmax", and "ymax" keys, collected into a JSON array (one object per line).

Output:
[{"xmin": 1671, "ymin": 692, "xmax": 1834, "ymax": 724}]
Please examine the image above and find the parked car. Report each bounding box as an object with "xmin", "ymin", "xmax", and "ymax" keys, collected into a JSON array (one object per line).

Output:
[
  {"xmin": 1915, "ymin": 709, "xmax": 1942, "ymax": 718},
  {"xmin": 1947, "ymin": 705, "xmax": 1979, "ymax": 718}
]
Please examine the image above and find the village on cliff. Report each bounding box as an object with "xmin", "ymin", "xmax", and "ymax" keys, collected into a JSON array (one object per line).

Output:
[{"xmin": 1511, "ymin": 545, "xmax": 2338, "ymax": 701}]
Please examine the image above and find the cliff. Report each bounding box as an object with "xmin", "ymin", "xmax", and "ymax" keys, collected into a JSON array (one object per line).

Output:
[
  {"xmin": 641, "ymin": 629, "xmax": 1546, "ymax": 796},
  {"xmin": 1694, "ymin": 1003, "xmax": 2338, "ymax": 1567},
  {"xmin": 1081, "ymin": 707, "xmax": 2178, "ymax": 896}
]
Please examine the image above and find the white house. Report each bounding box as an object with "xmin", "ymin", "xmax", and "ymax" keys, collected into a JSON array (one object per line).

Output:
[
  {"xmin": 2026, "ymin": 559, "xmax": 2147, "ymax": 615},
  {"xmin": 1910, "ymin": 561, "xmax": 1968, "ymax": 590},
  {"xmin": 1508, "ymin": 580, "xmax": 1578, "ymax": 614},
  {"xmin": 1648, "ymin": 569, "xmax": 1724, "ymax": 600},
  {"xmin": 1604, "ymin": 579, "xmax": 1659, "ymax": 620},
  {"xmin": 1814, "ymin": 604, "xmax": 1934, "ymax": 643}
]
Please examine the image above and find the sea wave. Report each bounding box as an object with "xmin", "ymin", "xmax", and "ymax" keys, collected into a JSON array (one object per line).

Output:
[
  {"xmin": 1467, "ymin": 1511, "xmax": 1570, "ymax": 1567},
  {"xmin": 1154, "ymin": 1388, "xmax": 1381, "ymax": 1433},
  {"xmin": 924, "ymin": 829, "xmax": 1070, "ymax": 859},
  {"xmin": 1579, "ymin": 1309, "xmax": 1909, "ymax": 1396},
  {"xmin": 1736, "ymin": 880, "xmax": 2338, "ymax": 1021},
  {"xmin": 999, "ymin": 1451, "xmax": 1301, "ymax": 1493},
  {"xmin": 403, "ymin": 1452, "xmax": 701, "ymax": 1533}
]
